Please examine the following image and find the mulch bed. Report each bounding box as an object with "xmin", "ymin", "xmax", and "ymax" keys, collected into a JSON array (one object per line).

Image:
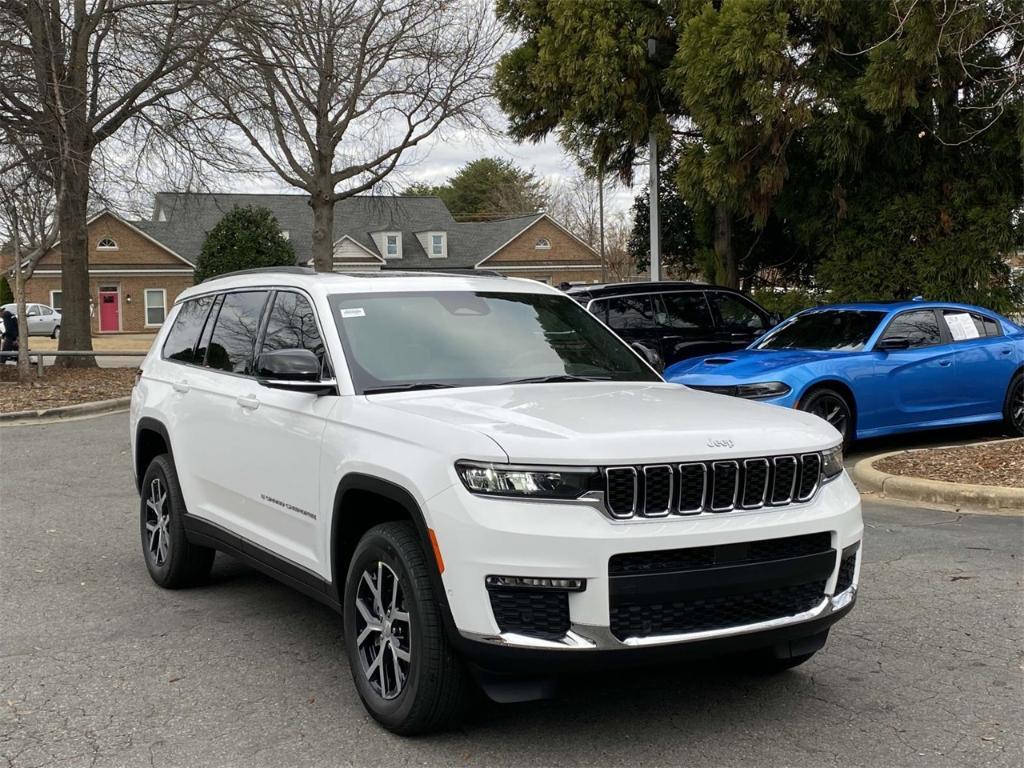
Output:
[
  {"xmin": 0, "ymin": 366, "xmax": 136, "ymax": 414},
  {"xmin": 875, "ymin": 439, "xmax": 1024, "ymax": 488}
]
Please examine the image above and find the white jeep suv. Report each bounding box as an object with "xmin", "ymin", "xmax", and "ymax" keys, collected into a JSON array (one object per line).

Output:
[{"xmin": 130, "ymin": 268, "xmax": 862, "ymax": 734}]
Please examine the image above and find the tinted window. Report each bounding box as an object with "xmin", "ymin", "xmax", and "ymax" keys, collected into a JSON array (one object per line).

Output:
[
  {"xmin": 660, "ymin": 292, "xmax": 713, "ymax": 330},
  {"xmin": 329, "ymin": 291, "xmax": 659, "ymax": 392},
  {"xmin": 162, "ymin": 296, "xmax": 215, "ymax": 364},
  {"xmin": 604, "ymin": 295, "xmax": 658, "ymax": 330},
  {"xmin": 758, "ymin": 310, "xmax": 885, "ymax": 352},
  {"xmin": 942, "ymin": 310, "xmax": 1001, "ymax": 340},
  {"xmin": 708, "ymin": 292, "xmax": 766, "ymax": 332},
  {"xmin": 259, "ymin": 291, "xmax": 326, "ymax": 369},
  {"xmin": 882, "ymin": 310, "xmax": 942, "ymax": 348},
  {"xmin": 204, "ymin": 291, "xmax": 269, "ymax": 374}
]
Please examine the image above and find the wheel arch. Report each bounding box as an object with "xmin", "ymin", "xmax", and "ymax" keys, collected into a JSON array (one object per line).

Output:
[
  {"xmin": 330, "ymin": 474, "xmax": 453, "ymax": 627},
  {"xmin": 797, "ymin": 379, "xmax": 859, "ymax": 428},
  {"xmin": 135, "ymin": 417, "xmax": 173, "ymax": 494}
]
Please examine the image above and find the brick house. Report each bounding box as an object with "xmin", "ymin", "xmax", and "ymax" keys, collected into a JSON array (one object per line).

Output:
[{"xmin": 19, "ymin": 193, "xmax": 603, "ymax": 333}]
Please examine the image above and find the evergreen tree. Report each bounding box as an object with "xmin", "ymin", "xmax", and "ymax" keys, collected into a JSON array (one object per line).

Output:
[
  {"xmin": 405, "ymin": 158, "xmax": 547, "ymax": 220},
  {"xmin": 195, "ymin": 206, "xmax": 296, "ymax": 283}
]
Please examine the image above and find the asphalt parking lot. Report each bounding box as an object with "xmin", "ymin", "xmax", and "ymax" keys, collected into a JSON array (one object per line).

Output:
[{"xmin": 1, "ymin": 413, "xmax": 1021, "ymax": 768}]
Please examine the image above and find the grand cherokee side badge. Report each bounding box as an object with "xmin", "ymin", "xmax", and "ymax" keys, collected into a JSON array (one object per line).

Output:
[{"xmin": 706, "ymin": 438, "xmax": 735, "ymax": 449}]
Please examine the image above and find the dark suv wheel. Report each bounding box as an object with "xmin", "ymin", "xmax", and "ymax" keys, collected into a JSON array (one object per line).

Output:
[
  {"xmin": 139, "ymin": 455, "xmax": 215, "ymax": 588},
  {"xmin": 343, "ymin": 521, "xmax": 471, "ymax": 734}
]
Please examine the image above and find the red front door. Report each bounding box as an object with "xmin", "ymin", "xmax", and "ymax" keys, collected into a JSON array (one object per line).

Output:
[{"xmin": 98, "ymin": 290, "xmax": 119, "ymax": 332}]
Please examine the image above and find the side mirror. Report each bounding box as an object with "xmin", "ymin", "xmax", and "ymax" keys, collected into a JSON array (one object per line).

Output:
[
  {"xmin": 631, "ymin": 342, "xmax": 664, "ymax": 371},
  {"xmin": 256, "ymin": 349, "xmax": 335, "ymax": 394},
  {"xmin": 876, "ymin": 336, "xmax": 911, "ymax": 351},
  {"xmin": 768, "ymin": 312, "xmax": 783, "ymax": 327}
]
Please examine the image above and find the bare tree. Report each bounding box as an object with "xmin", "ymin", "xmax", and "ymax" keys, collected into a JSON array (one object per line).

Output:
[
  {"xmin": 197, "ymin": 0, "xmax": 503, "ymax": 271},
  {"xmin": 0, "ymin": 0, "xmax": 236, "ymax": 364}
]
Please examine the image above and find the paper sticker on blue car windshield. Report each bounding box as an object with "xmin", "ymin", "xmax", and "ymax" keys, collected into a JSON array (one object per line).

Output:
[{"xmin": 340, "ymin": 307, "xmax": 365, "ymax": 318}]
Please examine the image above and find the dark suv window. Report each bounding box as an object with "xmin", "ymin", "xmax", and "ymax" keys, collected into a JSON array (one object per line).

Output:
[
  {"xmin": 600, "ymin": 295, "xmax": 659, "ymax": 330},
  {"xmin": 204, "ymin": 291, "xmax": 270, "ymax": 374},
  {"xmin": 882, "ymin": 310, "xmax": 942, "ymax": 348},
  {"xmin": 707, "ymin": 292, "xmax": 766, "ymax": 333},
  {"xmin": 259, "ymin": 291, "xmax": 326, "ymax": 369},
  {"xmin": 661, "ymin": 292, "xmax": 713, "ymax": 330},
  {"xmin": 162, "ymin": 295, "xmax": 215, "ymax": 364}
]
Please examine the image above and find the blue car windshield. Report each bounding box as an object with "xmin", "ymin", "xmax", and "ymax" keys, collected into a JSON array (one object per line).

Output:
[{"xmin": 756, "ymin": 310, "xmax": 886, "ymax": 352}]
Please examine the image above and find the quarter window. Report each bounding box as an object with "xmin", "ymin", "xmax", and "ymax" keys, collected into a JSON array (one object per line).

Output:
[
  {"xmin": 204, "ymin": 291, "xmax": 270, "ymax": 374},
  {"xmin": 259, "ymin": 291, "xmax": 326, "ymax": 370},
  {"xmin": 162, "ymin": 295, "xmax": 215, "ymax": 364},
  {"xmin": 882, "ymin": 310, "xmax": 942, "ymax": 348},
  {"xmin": 707, "ymin": 292, "xmax": 766, "ymax": 332},
  {"xmin": 144, "ymin": 289, "xmax": 166, "ymax": 327}
]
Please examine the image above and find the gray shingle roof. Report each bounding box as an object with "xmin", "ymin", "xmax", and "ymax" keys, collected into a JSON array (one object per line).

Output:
[{"xmin": 135, "ymin": 193, "xmax": 547, "ymax": 269}]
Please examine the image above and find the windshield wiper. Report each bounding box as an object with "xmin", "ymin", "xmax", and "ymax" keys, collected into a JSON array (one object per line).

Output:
[
  {"xmin": 501, "ymin": 374, "xmax": 611, "ymax": 385},
  {"xmin": 362, "ymin": 383, "xmax": 457, "ymax": 395}
]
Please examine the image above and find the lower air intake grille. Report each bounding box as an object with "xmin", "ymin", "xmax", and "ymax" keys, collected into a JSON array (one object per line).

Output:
[
  {"xmin": 835, "ymin": 545, "xmax": 858, "ymax": 594},
  {"xmin": 609, "ymin": 581, "xmax": 827, "ymax": 640},
  {"xmin": 488, "ymin": 589, "xmax": 570, "ymax": 640}
]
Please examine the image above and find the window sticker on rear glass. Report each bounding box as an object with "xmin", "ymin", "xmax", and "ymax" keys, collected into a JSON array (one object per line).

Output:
[
  {"xmin": 944, "ymin": 312, "xmax": 979, "ymax": 341},
  {"xmin": 340, "ymin": 307, "xmax": 365, "ymax": 318}
]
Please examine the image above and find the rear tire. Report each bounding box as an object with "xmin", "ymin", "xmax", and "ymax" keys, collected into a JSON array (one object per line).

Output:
[
  {"xmin": 51, "ymin": 325, "xmax": 60, "ymax": 339},
  {"xmin": 139, "ymin": 455, "xmax": 215, "ymax": 588},
  {"xmin": 343, "ymin": 521, "xmax": 471, "ymax": 735},
  {"xmin": 799, "ymin": 388, "xmax": 853, "ymax": 448},
  {"xmin": 1004, "ymin": 373, "xmax": 1024, "ymax": 437}
]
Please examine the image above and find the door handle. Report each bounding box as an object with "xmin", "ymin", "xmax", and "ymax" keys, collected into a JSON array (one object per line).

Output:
[
  {"xmin": 172, "ymin": 380, "xmax": 190, "ymax": 394},
  {"xmin": 237, "ymin": 394, "xmax": 260, "ymax": 410},
  {"xmin": 1000, "ymin": 348, "xmax": 1011, "ymax": 355},
  {"xmin": 938, "ymin": 360, "xmax": 952, "ymax": 367}
]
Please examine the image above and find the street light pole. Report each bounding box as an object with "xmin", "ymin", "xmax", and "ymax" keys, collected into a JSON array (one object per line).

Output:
[{"xmin": 647, "ymin": 37, "xmax": 660, "ymax": 282}]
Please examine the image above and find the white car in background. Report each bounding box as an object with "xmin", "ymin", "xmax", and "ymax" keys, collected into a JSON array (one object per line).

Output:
[{"xmin": 1, "ymin": 303, "xmax": 62, "ymax": 338}]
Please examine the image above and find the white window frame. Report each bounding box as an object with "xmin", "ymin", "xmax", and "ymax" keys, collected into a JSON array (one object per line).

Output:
[
  {"xmin": 427, "ymin": 231, "xmax": 447, "ymax": 259},
  {"xmin": 49, "ymin": 290, "xmax": 62, "ymax": 311},
  {"xmin": 535, "ymin": 238, "xmax": 552, "ymax": 250},
  {"xmin": 96, "ymin": 237, "xmax": 119, "ymax": 251},
  {"xmin": 384, "ymin": 231, "xmax": 402, "ymax": 259},
  {"xmin": 143, "ymin": 288, "xmax": 167, "ymax": 328}
]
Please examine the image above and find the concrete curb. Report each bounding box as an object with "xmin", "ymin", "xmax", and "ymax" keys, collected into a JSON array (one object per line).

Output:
[
  {"xmin": 0, "ymin": 396, "xmax": 131, "ymax": 425},
  {"xmin": 852, "ymin": 442, "xmax": 1024, "ymax": 515}
]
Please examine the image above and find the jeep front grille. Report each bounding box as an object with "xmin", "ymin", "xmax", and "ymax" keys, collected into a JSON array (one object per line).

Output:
[{"xmin": 604, "ymin": 453, "xmax": 826, "ymax": 519}]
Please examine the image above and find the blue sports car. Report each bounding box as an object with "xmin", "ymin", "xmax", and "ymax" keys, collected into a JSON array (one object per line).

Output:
[{"xmin": 663, "ymin": 300, "xmax": 1024, "ymax": 445}]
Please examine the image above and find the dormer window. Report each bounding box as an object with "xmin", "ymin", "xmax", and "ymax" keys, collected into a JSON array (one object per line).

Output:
[
  {"xmin": 97, "ymin": 237, "xmax": 118, "ymax": 250},
  {"xmin": 384, "ymin": 232, "xmax": 401, "ymax": 258},
  {"xmin": 535, "ymin": 238, "xmax": 551, "ymax": 250},
  {"xmin": 428, "ymin": 232, "xmax": 447, "ymax": 258}
]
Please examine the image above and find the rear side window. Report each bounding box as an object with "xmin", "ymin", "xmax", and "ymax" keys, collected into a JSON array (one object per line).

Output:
[
  {"xmin": 259, "ymin": 291, "xmax": 326, "ymax": 368},
  {"xmin": 162, "ymin": 296, "xmax": 215, "ymax": 364},
  {"xmin": 660, "ymin": 292, "xmax": 713, "ymax": 330},
  {"xmin": 603, "ymin": 295, "xmax": 659, "ymax": 330},
  {"xmin": 942, "ymin": 310, "xmax": 1001, "ymax": 340},
  {"xmin": 882, "ymin": 310, "xmax": 942, "ymax": 348},
  {"xmin": 204, "ymin": 291, "xmax": 270, "ymax": 374},
  {"xmin": 707, "ymin": 292, "xmax": 766, "ymax": 332}
]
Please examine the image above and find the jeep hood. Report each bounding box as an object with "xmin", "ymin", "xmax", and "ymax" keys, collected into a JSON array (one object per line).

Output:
[{"xmin": 372, "ymin": 382, "xmax": 839, "ymax": 465}]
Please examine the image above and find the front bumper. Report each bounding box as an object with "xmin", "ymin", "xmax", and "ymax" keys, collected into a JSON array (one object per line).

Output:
[{"xmin": 427, "ymin": 472, "xmax": 862, "ymax": 655}]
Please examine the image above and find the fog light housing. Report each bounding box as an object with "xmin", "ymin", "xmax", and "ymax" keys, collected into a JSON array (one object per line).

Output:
[{"xmin": 485, "ymin": 575, "xmax": 586, "ymax": 592}]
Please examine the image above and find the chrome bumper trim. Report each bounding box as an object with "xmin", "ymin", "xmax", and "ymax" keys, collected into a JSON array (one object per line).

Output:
[{"xmin": 461, "ymin": 584, "xmax": 858, "ymax": 652}]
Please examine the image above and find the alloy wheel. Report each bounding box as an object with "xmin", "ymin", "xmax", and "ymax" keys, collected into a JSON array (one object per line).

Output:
[
  {"xmin": 809, "ymin": 395, "xmax": 849, "ymax": 438},
  {"xmin": 1013, "ymin": 379, "xmax": 1024, "ymax": 432},
  {"xmin": 145, "ymin": 477, "xmax": 170, "ymax": 566},
  {"xmin": 354, "ymin": 561, "xmax": 412, "ymax": 700}
]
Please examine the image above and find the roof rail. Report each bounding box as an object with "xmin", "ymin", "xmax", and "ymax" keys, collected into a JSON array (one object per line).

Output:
[
  {"xmin": 386, "ymin": 267, "xmax": 506, "ymax": 278},
  {"xmin": 201, "ymin": 266, "xmax": 316, "ymax": 283}
]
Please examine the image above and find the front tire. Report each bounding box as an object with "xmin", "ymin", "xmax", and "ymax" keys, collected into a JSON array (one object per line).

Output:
[
  {"xmin": 343, "ymin": 521, "xmax": 471, "ymax": 735},
  {"xmin": 799, "ymin": 388, "xmax": 853, "ymax": 447},
  {"xmin": 139, "ymin": 455, "xmax": 215, "ymax": 588},
  {"xmin": 1004, "ymin": 373, "xmax": 1024, "ymax": 437}
]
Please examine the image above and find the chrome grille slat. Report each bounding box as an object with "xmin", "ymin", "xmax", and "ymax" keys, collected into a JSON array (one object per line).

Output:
[{"xmin": 601, "ymin": 452, "xmax": 826, "ymax": 519}]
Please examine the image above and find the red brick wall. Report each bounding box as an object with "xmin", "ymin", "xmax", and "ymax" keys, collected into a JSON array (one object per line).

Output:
[{"xmin": 482, "ymin": 218, "xmax": 603, "ymax": 284}]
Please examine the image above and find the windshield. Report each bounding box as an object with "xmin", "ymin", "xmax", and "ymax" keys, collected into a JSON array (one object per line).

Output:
[
  {"xmin": 328, "ymin": 290, "xmax": 661, "ymax": 393},
  {"xmin": 756, "ymin": 310, "xmax": 886, "ymax": 352}
]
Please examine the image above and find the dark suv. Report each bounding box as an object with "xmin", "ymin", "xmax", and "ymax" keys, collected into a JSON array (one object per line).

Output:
[{"xmin": 566, "ymin": 282, "xmax": 778, "ymax": 368}]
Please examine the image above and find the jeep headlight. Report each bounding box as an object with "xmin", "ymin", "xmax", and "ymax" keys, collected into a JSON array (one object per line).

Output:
[
  {"xmin": 821, "ymin": 445, "xmax": 844, "ymax": 482},
  {"xmin": 456, "ymin": 461, "xmax": 599, "ymax": 499}
]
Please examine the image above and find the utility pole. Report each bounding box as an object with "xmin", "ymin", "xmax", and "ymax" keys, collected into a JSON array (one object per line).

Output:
[
  {"xmin": 647, "ymin": 37, "xmax": 660, "ymax": 282},
  {"xmin": 598, "ymin": 161, "xmax": 606, "ymax": 282}
]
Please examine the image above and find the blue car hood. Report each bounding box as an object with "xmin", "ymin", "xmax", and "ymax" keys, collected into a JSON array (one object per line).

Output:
[{"xmin": 665, "ymin": 348, "xmax": 847, "ymax": 383}]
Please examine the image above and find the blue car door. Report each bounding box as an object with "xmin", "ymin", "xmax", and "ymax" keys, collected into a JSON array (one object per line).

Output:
[
  {"xmin": 940, "ymin": 309, "xmax": 1018, "ymax": 417},
  {"xmin": 873, "ymin": 309, "xmax": 962, "ymax": 428}
]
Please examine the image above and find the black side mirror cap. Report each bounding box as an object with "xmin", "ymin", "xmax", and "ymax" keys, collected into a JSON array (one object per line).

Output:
[
  {"xmin": 256, "ymin": 349, "xmax": 336, "ymax": 394},
  {"xmin": 876, "ymin": 336, "xmax": 911, "ymax": 351}
]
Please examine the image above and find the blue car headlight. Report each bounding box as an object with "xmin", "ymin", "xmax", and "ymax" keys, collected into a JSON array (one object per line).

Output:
[
  {"xmin": 735, "ymin": 381, "xmax": 791, "ymax": 400},
  {"xmin": 821, "ymin": 445, "xmax": 844, "ymax": 482}
]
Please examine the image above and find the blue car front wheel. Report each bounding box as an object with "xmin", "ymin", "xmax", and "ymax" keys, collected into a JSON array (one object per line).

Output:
[
  {"xmin": 1005, "ymin": 374, "xmax": 1024, "ymax": 437},
  {"xmin": 799, "ymin": 388, "xmax": 853, "ymax": 448}
]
